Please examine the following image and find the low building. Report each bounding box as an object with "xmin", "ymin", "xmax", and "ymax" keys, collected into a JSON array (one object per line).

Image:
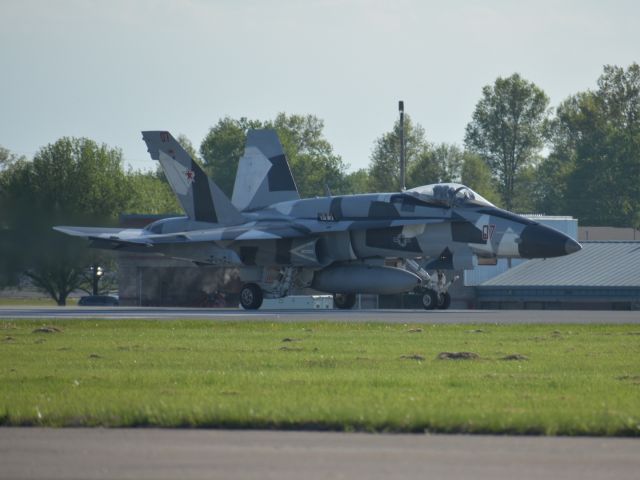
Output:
[
  {"xmin": 476, "ymin": 241, "xmax": 640, "ymax": 310},
  {"xmin": 579, "ymin": 226, "xmax": 640, "ymax": 241}
]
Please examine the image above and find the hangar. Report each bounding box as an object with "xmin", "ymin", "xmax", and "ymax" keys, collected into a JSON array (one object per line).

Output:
[{"xmin": 477, "ymin": 241, "xmax": 640, "ymax": 310}]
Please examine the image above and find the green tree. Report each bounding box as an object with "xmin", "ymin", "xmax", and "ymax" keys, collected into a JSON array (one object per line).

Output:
[
  {"xmin": 542, "ymin": 64, "xmax": 640, "ymax": 226},
  {"xmin": 511, "ymin": 164, "xmax": 538, "ymax": 213},
  {"xmin": 268, "ymin": 113, "xmax": 348, "ymax": 197},
  {"xmin": 199, "ymin": 114, "xmax": 346, "ymax": 199},
  {"xmin": 464, "ymin": 73, "xmax": 550, "ymax": 210},
  {"xmin": 0, "ymin": 138, "xmax": 131, "ymax": 304},
  {"xmin": 199, "ymin": 117, "xmax": 264, "ymax": 197},
  {"xmin": 30, "ymin": 138, "xmax": 130, "ymax": 216},
  {"xmin": 176, "ymin": 134, "xmax": 200, "ymax": 161},
  {"xmin": 126, "ymin": 170, "xmax": 181, "ymax": 214},
  {"xmin": 407, "ymin": 143, "xmax": 464, "ymax": 188},
  {"xmin": 0, "ymin": 146, "xmax": 25, "ymax": 171},
  {"xmin": 369, "ymin": 115, "xmax": 430, "ymax": 192},
  {"xmin": 534, "ymin": 94, "xmax": 584, "ymax": 215},
  {"xmin": 460, "ymin": 152, "xmax": 501, "ymax": 206},
  {"xmin": 343, "ymin": 168, "xmax": 371, "ymax": 194},
  {"xmin": 0, "ymin": 157, "xmax": 33, "ymax": 286}
]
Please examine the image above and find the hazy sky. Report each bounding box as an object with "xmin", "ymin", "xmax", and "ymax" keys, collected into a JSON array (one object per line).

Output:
[{"xmin": 1, "ymin": 0, "xmax": 638, "ymax": 172}]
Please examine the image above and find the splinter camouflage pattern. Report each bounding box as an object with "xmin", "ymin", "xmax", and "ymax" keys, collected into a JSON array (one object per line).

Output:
[{"xmin": 55, "ymin": 129, "xmax": 581, "ymax": 308}]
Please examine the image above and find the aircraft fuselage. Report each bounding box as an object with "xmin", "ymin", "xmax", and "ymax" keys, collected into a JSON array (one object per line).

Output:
[{"xmin": 144, "ymin": 191, "xmax": 580, "ymax": 270}]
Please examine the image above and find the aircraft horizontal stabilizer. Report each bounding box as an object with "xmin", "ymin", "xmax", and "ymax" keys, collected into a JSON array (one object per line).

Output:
[
  {"xmin": 54, "ymin": 225, "xmax": 154, "ymax": 247},
  {"xmin": 53, "ymin": 226, "xmax": 137, "ymax": 238}
]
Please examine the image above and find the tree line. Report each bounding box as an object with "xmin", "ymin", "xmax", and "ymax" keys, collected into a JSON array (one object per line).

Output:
[
  {"xmin": 366, "ymin": 63, "xmax": 640, "ymax": 225},
  {"xmin": 191, "ymin": 63, "xmax": 640, "ymax": 226},
  {"xmin": 0, "ymin": 139, "xmax": 179, "ymax": 303},
  {"xmin": 1, "ymin": 63, "xmax": 638, "ymax": 304}
]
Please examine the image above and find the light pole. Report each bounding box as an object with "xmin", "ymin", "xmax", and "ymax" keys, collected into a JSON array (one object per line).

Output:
[
  {"xmin": 90, "ymin": 265, "xmax": 103, "ymax": 295},
  {"xmin": 399, "ymin": 100, "xmax": 405, "ymax": 191}
]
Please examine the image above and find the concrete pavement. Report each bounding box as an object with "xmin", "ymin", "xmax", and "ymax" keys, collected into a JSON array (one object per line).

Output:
[
  {"xmin": 1, "ymin": 428, "xmax": 638, "ymax": 480},
  {"xmin": 1, "ymin": 306, "xmax": 639, "ymax": 323}
]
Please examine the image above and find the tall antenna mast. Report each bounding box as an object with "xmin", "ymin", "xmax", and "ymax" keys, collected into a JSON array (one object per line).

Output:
[{"xmin": 399, "ymin": 100, "xmax": 405, "ymax": 191}]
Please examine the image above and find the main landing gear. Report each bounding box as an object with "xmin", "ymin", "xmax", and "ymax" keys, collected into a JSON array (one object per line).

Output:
[
  {"xmin": 239, "ymin": 283, "xmax": 263, "ymax": 310},
  {"xmin": 239, "ymin": 267, "xmax": 303, "ymax": 310},
  {"xmin": 417, "ymin": 288, "xmax": 451, "ymax": 310},
  {"xmin": 405, "ymin": 260, "xmax": 457, "ymax": 310},
  {"xmin": 437, "ymin": 291, "xmax": 451, "ymax": 309},
  {"xmin": 420, "ymin": 289, "xmax": 438, "ymax": 309}
]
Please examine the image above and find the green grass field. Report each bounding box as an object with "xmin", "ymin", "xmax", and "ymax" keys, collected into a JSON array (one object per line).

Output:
[
  {"xmin": 1, "ymin": 319, "xmax": 639, "ymax": 435},
  {"xmin": 0, "ymin": 297, "xmax": 78, "ymax": 306}
]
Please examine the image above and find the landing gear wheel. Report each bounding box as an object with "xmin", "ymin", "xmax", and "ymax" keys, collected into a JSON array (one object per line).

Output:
[
  {"xmin": 333, "ymin": 293, "xmax": 356, "ymax": 310},
  {"xmin": 421, "ymin": 289, "xmax": 438, "ymax": 310},
  {"xmin": 437, "ymin": 292, "xmax": 451, "ymax": 310},
  {"xmin": 240, "ymin": 283, "xmax": 263, "ymax": 310}
]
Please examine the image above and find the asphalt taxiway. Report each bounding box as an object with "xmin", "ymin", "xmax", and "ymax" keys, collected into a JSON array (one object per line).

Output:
[
  {"xmin": 0, "ymin": 306, "xmax": 639, "ymax": 323},
  {"xmin": 1, "ymin": 428, "xmax": 638, "ymax": 480}
]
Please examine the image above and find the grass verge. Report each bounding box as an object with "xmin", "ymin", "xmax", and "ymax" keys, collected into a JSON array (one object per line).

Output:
[
  {"xmin": 1, "ymin": 319, "xmax": 639, "ymax": 435},
  {"xmin": 0, "ymin": 297, "xmax": 78, "ymax": 306}
]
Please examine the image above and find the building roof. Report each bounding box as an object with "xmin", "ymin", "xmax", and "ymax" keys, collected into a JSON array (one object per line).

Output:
[
  {"xmin": 523, "ymin": 214, "xmax": 576, "ymax": 221},
  {"xmin": 579, "ymin": 226, "xmax": 640, "ymax": 241},
  {"xmin": 480, "ymin": 241, "xmax": 640, "ymax": 288}
]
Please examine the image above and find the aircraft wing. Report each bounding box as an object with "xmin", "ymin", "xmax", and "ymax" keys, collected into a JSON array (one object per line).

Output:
[
  {"xmin": 53, "ymin": 224, "xmax": 301, "ymax": 246},
  {"xmin": 54, "ymin": 217, "xmax": 447, "ymax": 247},
  {"xmin": 54, "ymin": 226, "xmax": 129, "ymax": 237}
]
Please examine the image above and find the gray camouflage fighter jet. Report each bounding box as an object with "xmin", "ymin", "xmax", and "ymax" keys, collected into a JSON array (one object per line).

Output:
[{"xmin": 55, "ymin": 130, "xmax": 581, "ymax": 310}]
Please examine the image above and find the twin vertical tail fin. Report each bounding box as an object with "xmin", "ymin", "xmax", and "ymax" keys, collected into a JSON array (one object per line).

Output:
[
  {"xmin": 142, "ymin": 131, "xmax": 244, "ymax": 225},
  {"xmin": 231, "ymin": 129, "xmax": 300, "ymax": 211}
]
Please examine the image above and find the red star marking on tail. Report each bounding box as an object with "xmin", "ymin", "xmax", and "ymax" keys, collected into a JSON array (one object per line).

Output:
[{"xmin": 185, "ymin": 169, "xmax": 195, "ymax": 183}]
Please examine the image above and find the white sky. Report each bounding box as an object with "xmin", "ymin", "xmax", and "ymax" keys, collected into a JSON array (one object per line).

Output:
[{"xmin": 1, "ymin": 0, "xmax": 638, "ymax": 172}]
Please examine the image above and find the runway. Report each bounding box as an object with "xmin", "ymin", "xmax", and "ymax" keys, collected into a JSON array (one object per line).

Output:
[
  {"xmin": 1, "ymin": 428, "xmax": 638, "ymax": 480},
  {"xmin": 1, "ymin": 306, "xmax": 639, "ymax": 323}
]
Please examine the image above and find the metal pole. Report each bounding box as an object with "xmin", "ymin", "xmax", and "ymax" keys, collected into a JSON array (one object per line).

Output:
[{"xmin": 399, "ymin": 101, "xmax": 405, "ymax": 191}]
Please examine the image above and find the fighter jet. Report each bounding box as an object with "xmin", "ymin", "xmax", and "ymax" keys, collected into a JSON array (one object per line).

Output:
[{"xmin": 54, "ymin": 130, "xmax": 581, "ymax": 310}]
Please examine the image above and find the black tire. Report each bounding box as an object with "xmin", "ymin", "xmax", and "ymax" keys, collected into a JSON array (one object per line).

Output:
[
  {"xmin": 239, "ymin": 283, "xmax": 263, "ymax": 310},
  {"xmin": 421, "ymin": 289, "xmax": 438, "ymax": 310},
  {"xmin": 437, "ymin": 292, "xmax": 451, "ymax": 310},
  {"xmin": 333, "ymin": 293, "xmax": 356, "ymax": 310}
]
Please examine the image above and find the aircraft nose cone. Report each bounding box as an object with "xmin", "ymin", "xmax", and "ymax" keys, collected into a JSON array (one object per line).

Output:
[
  {"xmin": 518, "ymin": 224, "xmax": 581, "ymax": 258},
  {"xmin": 564, "ymin": 238, "xmax": 582, "ymax": 255}
]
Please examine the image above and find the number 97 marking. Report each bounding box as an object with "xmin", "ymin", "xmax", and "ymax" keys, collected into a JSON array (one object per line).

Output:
[{"xmin": 482, "ymin": 224, "xmax": 496, "ymax": 241}]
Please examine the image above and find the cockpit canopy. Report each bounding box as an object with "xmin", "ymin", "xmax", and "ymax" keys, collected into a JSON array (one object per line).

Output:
[{"xmin": 406, "ymin": 183, "xmax": 495, "ymax": 208}]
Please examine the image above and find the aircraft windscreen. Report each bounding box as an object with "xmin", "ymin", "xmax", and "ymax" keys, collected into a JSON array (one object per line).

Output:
[{"xmin": 407, "ymin": 183, "xmax": 495, "ymax": 208}]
